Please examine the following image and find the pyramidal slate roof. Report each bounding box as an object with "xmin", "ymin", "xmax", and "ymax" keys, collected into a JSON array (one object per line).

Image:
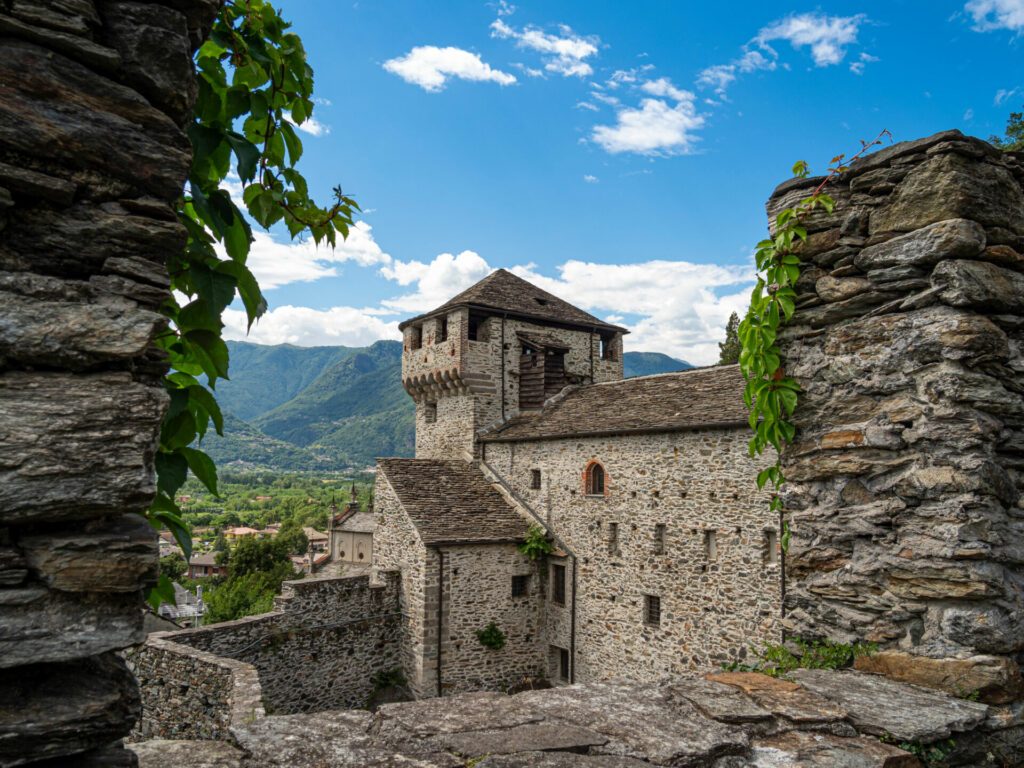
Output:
[
  {"xmin": 398, "ymin": 269, "xmax": 626, "ymax": 334},
  {"xmin": 480, "ymin": 365, "xmax": 749, "ymax": 442},
  {"xmin": 377, "ymin": 458, "xmax": 529, "ymax": 545}
]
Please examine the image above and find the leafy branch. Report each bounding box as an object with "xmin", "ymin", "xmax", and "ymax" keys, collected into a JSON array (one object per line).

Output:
[
  {"xmin": 739, "ymin": 129, "xmax": 891, "ymax": 552},
  {"xmin": 147, "ymin": 0, "xmax": 356, "ymax": 607}
]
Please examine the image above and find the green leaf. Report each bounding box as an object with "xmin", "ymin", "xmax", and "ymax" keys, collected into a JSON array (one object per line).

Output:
[
  {"xmin": 187, "ymin": 385, "xmax": 224, "ymax": 436},
  {"xmin": 155, "ymin": 451, "xmax": 188, "ymax": 496},
  {"xmin": 280, "ymin": 120, "xmax": 303, "ymax": 166},
  {"xmin": 185, "ymin": 329, "xmax": 230, "ymax": 382},
  {"xmin": 147, "ymin": 574, "xmax": 177, "ymax": 610},
  {"xmin": 226, "ymin": 131, "xmax": 261, "ymax": 183},
  {"xmin": 181, "ymin": 446, "xmax": 219, "ymax": 496}
]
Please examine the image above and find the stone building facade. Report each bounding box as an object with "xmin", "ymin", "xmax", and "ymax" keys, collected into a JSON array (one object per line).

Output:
[{"xmin": 374, "ymin": 269, "xmax": 779, "ymax": 696}]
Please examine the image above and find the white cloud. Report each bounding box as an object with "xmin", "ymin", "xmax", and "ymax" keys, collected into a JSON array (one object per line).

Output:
[
  {"xmin": 224, "ymin": 305, "xmax": 400, "ymax": 347},
  {"xmin": 575, "ymin": 101, "xmax": 599, "ymax": 112},
  {"xmin": 995, "ymin": 86, "xmax": 1021, "ymax": 104},
  {"xmin": 591, "ymin": 91, "xmax": 621, "ymax": 107},
  {"xmin": 230, "ymin": 222, "xmax": 392, "ymax": 290},
  {"xmin": 294, "ymin": 115, "xmax": 330, "ymax": 136},
  {"xmin": 755, "ymin": 13, "xmax": 866, "ymax": 66},
  {"xmin": 849, "ymin": 51, "xmax": 879, "ymax": 75},
  {"xmin": 493, "ymin": 0, "xmax": 516, "ymax": 17},
  {"xmin": 639, "ymin": 77, "xmax": 692, "ymax": 102},
  {"xmin": 379, "ymin": 251, "xmax": 493, "ymax": 314},
  {"xmin": 966, "ymin": 0, "xmax": 1024, "ymax": 31},
  {"xmin": 490, "ymin": 19, "xmax": 599, "ymax": 77},
  {"xmin": 383, "ymin": 46, "xmax": 516, "ymax": 92},
  {"xmin": 964, "ymin": 107, "xmax": 975, "ymax": 121},
  {"xmin": 583, "ymin": 174, "xmax": 599, "ymax": 183},
  {"xmin": 591, "ymin": 97, "xmax": 705, "ymax": 156},
  {"xmin": 510, "ymin": 259, "xmax": 753, "ymax": 365}
]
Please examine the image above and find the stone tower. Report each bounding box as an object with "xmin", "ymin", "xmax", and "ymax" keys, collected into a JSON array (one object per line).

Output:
[{"xmin": 399, "ymin": 269, "xmax": 626, "ymax": 460}]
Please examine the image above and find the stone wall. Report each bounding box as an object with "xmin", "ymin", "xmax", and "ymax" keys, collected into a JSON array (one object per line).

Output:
[
  {"xmin": 128, "ymin": 573, "xmax": 403, "ymax": 730},
  {"xmin": 439, "ymin": 544, "xmax": 545, "ymax": 695},
  {"xmin": 0, "ymin": 1, "xmax": 215, "ymax": 764},
  {"xmin": 773, "ymin": 130, "xmax": 1024, "ymax": 703},
  {"xmin": 373, "ymin": 474, "xmax": 432, "ymax": 697},
  {"xmin": 482, "ymin": 425, "xmax": 780, "ymax": 682}
]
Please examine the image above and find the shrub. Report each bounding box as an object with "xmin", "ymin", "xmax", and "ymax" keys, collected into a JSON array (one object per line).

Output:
[
  {"xmin": 476, "ymin": 622, "xmax": 507, "ymax": 650},
  {"xmin": 517, "ymin": 525, "xmax": 554, "ymax": 561}
]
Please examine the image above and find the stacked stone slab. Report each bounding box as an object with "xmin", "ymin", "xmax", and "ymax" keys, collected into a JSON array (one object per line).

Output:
[
  {"xmin": 771, "ymin": 130, "xmax": 1024, "ymax": 703},
  {"xmin": 0, "ymin": 1, "xmax": 215, "ymax": 764}
]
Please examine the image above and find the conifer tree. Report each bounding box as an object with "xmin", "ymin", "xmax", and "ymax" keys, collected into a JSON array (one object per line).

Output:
[{"xmin": 718, "ymin": 312, "xmax": 741, "ymax": 365}]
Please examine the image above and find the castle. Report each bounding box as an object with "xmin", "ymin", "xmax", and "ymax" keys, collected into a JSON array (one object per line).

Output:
[{"xmin": 372, "ymin": 268, "xmax": 780, "ymax": 697}]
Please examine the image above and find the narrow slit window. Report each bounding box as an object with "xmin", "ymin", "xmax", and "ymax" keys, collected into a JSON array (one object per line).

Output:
[
  {"xmin": 530, "ymin": 469, "xmax": 542, "ymax": 490},
  {"xmin": 704, "ymin": 530, "xmax": 718, "ymax": 561},
  {"xmin": 608, "ymin": 522, "xmax": 619, "ymax": 554},
  {"xmin": 440, "ymin": 317, "xmax": 449, "ymax": 342},
  {"xmin": 644, "ymin": 595, "xmax": 661, "ymax": 626},
  {"xmin": 423, "ymin": 402, "xmax": 437, "ymax": 424},
  {"xmin": 409, "ymin": 325, "xmax": 422, "ymax": 350},
  {"xmin": 654, "ymin": 524, "xmax": 666, "ymax": 555},
  {"xmin": 551, "ymin": 563, "xmax": 566, "ymax": 605},
  {"xmin": 511, "ymin": 574, "xmax": 530, "ymax": 597},
  {"xmin": 559, "ymin": 647, "xmax": 570, "ymax": 680},
  {"xmin": 764, "ymin": 530, "xmax": 779, "ymax": 564}
]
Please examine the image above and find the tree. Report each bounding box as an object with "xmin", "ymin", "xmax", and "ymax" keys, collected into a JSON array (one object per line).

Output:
[
  {"xmin": 990, "ymin": 108, "xmax": 1024, "ymax": 151},
  {"xmin": 227, "ymin": 536, "xmax": 291, "ymax": 578},
  {"xmin": 204, "ymin": 571, "xmax": 279, "ymax": 623},
  {"xmin": 159, "ymin": 553, "xmax": 187, "ymax": 582},
  {"xmin": 146, "ymin": 0, "xmax": 356, "ymax": 609},
  {"xmin": 276, "ymin": 520, "xmax": 309, "ymax": 556},
  {"xmin": 718, "ymin": 312, "xmax": 741, "ymax": 365}
]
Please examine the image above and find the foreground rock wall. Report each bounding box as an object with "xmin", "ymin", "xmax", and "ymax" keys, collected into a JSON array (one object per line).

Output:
[
  {"xmin": 773, "ymin": 130, "xmax": 1024, "ymax": 703},
  {"xmin": 128, "ymin": 573, "xmax": 403, "ymax": 731},
  {"xmin": 0, "ymin": 1, "xmax": 215, "ymax": 765}
]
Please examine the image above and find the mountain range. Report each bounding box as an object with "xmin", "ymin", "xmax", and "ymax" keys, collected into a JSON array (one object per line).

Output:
[{"xmin": 202, "ymin": 340, "xmax": 691, "ymax": 472}]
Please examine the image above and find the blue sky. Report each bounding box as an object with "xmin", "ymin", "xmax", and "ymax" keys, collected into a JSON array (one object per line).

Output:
[{"xmin": 223, "ymin": 0, "xmax": 1024, "ymax": 365}]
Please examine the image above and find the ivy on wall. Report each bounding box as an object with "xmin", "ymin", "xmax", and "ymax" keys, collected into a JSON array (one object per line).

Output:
[
  {"xmin": 148, "ymin": 0, "xmax": 357, "ymax": 605},
  {"xmin": 739, "ymin": 129, "xmax": 891, "ymax": 551}
]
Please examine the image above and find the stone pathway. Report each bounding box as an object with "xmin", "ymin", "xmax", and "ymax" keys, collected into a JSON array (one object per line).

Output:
[{"xmin": 129, "ymin": 669, "xmax": 1021, "ymax": 767}]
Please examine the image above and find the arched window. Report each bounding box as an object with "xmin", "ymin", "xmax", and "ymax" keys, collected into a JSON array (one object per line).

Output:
[{"xmin": 585, "ymin": 462, "xmax": 605, "ymax": 496}]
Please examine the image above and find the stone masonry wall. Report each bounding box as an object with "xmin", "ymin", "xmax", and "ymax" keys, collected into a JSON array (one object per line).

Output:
[
  {"xmin": 439, "ymin": 544, "xmax": 545, "ymax": 695},
  {"xmin": 0, "ymin": 2, "xmax": 216, "ymax": 765},
  {"xmin": 129, "ymin": 573, "xmax": 402, "ymax": 724},
  {"xmin": 773, "ymin": 129, "xmax": 1024, "ymax": 704},
  {"xmin": 373, "ymin": 475, "xmax": 432, "ymax": 697},
  {"xmin": 483, "ymin": 423, "xmax": 780, "ymax": 683}
]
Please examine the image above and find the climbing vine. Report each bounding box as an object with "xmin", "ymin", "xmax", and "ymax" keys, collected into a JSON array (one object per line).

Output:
[
  {"xmin": 740, "ymin": 129, "xmax": 891, "ymax": 552},
  {"xmin": 147, "ymin": 0, "xmax": 357, "ymax": 605},
  {"xmin": 517, "ymin": 524, "xmax": 555, "ymax": 560}
]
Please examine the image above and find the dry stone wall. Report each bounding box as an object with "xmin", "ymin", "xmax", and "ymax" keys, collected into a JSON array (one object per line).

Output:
[
  {"xmin": 0, "ymin": 1, "xmax": 216, "ymax": 765},
  {"xmin": 483, "ymin": 427, "xmax": 780, "ymax": 682},
  {"xmin": 773, "ymin": 130, "xmax": 1024, "ymax": 704},
  {"xmin": 133, "ymin": 574, "xmax": 403, "ymax": 718}
]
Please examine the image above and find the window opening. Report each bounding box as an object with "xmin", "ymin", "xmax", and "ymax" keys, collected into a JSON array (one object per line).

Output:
[
  {"xmin": 559, "ymin": 647, "xmax": 570, "ymax": 680},
  {"xmin": 512, "ymin": 574, "xmax": 530, "ymax": 597},
  {"xmin": 530, "ymin": 469, "xmax": 542, "ymax": 490},
  {"xmin": 586, "ymin": 463, "xmax": 605, "ymax": 496},
  {"xmin": 704, "ymin": 530, "xmax": 718, "ymax": 561},
  {"xmin": 644, "ymin": 595, "xmax": 661, "ymax": 626},
  {"xmin": 551, "ymin": 563, "xmax": 566, "ymax": 605},
  {"xmin": 409, "ymin": 325, "xmax": 422, "ymax": 350},
  {"xmin": 423, "ymin": 402, "xmax": 437, "ymax": 424},
  {"xmin": 440, "ymin": 317, "xmax": 448, "ymax": 342},
  {"xmin": 764, "ymin": 530, "xmax": 779, "ymax": 564},
  {"xmin": 608, "ymin": 522, "xmax": 619, "ymax": 555},
  {"xmin": 654, "ymin": 524, "xmax": 666, "ymax": 555}
]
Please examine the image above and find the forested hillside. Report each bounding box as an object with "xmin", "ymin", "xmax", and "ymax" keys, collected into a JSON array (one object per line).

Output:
[{"xmin": 204, "ymin": 340, "xmax": 690, "ymax": 471}]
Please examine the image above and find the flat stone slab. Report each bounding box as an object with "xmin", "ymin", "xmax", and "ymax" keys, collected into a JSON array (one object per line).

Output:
[
  {"xmin": 705, "ymin": 672, "xmax": 847, "ymax": 725},
  {"xmin": 479, "ymin": 754, "xmax": 652, "ymax": 767},
  {"xmin": 743, "ymin": 731, "xmax": 919, "ymax": 767},
  {"xmin": 667, "ymin": 678, "xmax": 773, "ymax": 724},
  {"xmin": 373, "ymin": 692, "xmax": 545, "ymax": 739},
  {"xmin": 439, "ymin": 722, "xmax": 608, "ymax": 757},
  {"xmin": 790, "ymin": 669, "xmax": 989, "ymax": 742},
  {"xmin": 130, "ymin": 740, "xmax": 244, "ymax": 768},
  {"xmin": 513, "ymin": 682, "xmax": 749, "ymax": 765}
]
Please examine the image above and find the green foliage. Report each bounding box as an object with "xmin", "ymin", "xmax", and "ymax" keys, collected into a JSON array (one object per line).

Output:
[
  {"xmin": 718, "ymin": 312, "xmax": 741, "ymax": 365},
  {"xmin": 370, "ymin": 667, "xmax": 407, "ymax": 690},
  {"xmin": 723, "ymin": 638, "xmax": 877, "ymax": 678},
  {"xmin": 517, "ymin": 525, "xmax": 555, "ymax": 561},
  {"xmin": 147, "ymin": 0, "xmax": 356, "ymax": 591},
  {"xmin": 159, "ymin": 552, "xmax": 187, "ymax": 582},
  {"xmin": 476, "ymin": 622, "xmax": 507, "ymax": 650},
  {"xmin": 739, "ymin": 130, "xmax": 890, "ymax": 550},
  {"xmin": 879, "ymin": 734, "xmax": 956, "ymax": 766},
  {"xmin": 990, "ymin": 108, "xmax": 1024, "ymax": 152},
  {"xmin": 204, "ymin": 569, "xmax": 281, "ymax": 623},
  {"xmin": 276, "ymin": 519, "xmax": 309, "ymax": 555},
  {"xmin": 227, "ymin": 535, "xmax": 291, "ymax": 578}
]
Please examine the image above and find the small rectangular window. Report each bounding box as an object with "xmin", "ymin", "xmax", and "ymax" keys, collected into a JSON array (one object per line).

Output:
[
  {"xmin": 511, "ymin": 574, "xmax": 530, "ymax": 597},
  {"xmin": 559, "ymin": 647, "xmax": 570, "ymax": 680},
  {"xmin": 644, "ymin": 594, "xmax": 661, "ymax": 626},
  {"xmin": 608, "ymin": 522, "xmax": 619, "ymax": 554},
  {"xmin": 704, "ymin": 530, "xmax": 718, "ymax": 561},
  {"xmin": 530, "ymin": 469, "xmax": 542, "ymax": 490},
  {"xmin": 423, "ymin": 402, "xmax": 437, "ymax": 424},
  {"xmin": 551, "ymin": 563, "xmax": 566, "ymax": 605},
  {"xmin": 440, "ymin": 317, "xmax": 448, "ymax": 342},
  {"xmin": 409, "ymin": 325, "xmax": 422, "ymax": 350},
  {"xmin": 764, "ymin": 529, "xmax": 779, "ymax": 564},
  {"xmin": 654, "ymin": 524, "xmax": 666, "ymax": 555}
]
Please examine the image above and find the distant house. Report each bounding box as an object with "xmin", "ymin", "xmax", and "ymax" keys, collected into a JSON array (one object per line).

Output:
[
  {"xmin": 303, "ymin": 527, "xmax": 329, "ymax": 553},
  {"xmin": 187, "ymin": 553, "xmax": 226, "ymax": 579},
  {"xmin": 224, "ymin": 526, "xmax": 261, "ymax": 542}
]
